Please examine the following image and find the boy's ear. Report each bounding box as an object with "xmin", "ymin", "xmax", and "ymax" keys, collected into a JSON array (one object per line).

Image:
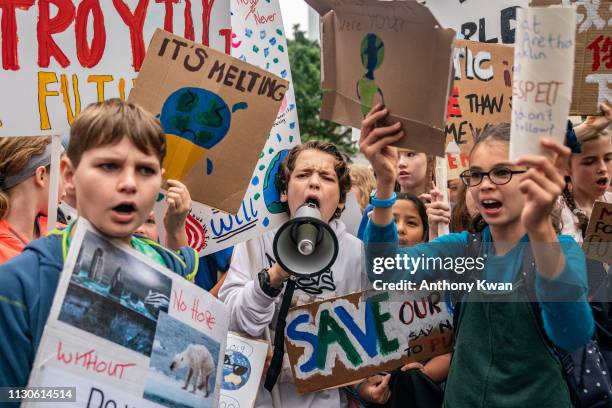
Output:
[
  {"xmin": 34, "ymin": 166, "xmax": 47, "ymax": 188},
  {"xmin": 280, "ymin": 190, "xmax": 288, "ymax": 203},
  {"xmin": 60, "ymin": 156, "xmax": 76, "ymax": 197}
]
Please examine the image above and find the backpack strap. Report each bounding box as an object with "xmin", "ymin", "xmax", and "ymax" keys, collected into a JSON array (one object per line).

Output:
[
  {"xmin": 520, "ymin": 244, "xmax": 580, "ymax": 407},
  {"xmin": 453, "ymin": 232, "xmax": 483, "ymax": 338}
]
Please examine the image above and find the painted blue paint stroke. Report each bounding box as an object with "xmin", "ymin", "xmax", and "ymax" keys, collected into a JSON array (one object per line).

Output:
[
  {"xmin": 232, "ymin": 102, "xmax": 248, "ymax": 112},
  {"xmin": 206, "ymin": 158, "xmax": 213, "ymax": 175},
  {"xmin": 335, "ymin": 304, "xmax": 378, "ymax": 359},
  {"xmin": 286, "ymin": 313, "xmax": 318, "ymax": 373}
]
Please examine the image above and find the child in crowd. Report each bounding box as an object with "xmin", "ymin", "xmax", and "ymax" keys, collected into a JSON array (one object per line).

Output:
[
  {"xmin": 367, "ymin": 191, "xmax": 451, "ymax": 408},
  {"xmin": 350, "ymin": 164, "xmax": 377, "ymax": 211},
  {"xmin": 450, "ymin": 183, "xmax": 477, "ymax": 233},
  {"xmin": 557, "ymin": 106, "xmax": 612, "ymax": 382},
  {"xmin": 392, "ymin": 192, "xmax": 428, "ymax": 246},
  {"xmin": 396, "ymin": 150, "xmax": 433, "ymax": 196},
  {"xmin": 0, "ymin": 99, "xmax": 198, "ymax": 388},
  {"xmin": 559, "ymin": 105, "xmax": 612, "ymax": 242},
  {"xmin": 357, "ymin": 150, "xmax": 432, "ymax": 239},
  {"xmin": 0, "ymin": 136, "xmax": 58, "ymax": 263},
  {"xmin": 134, "ymin": 179, "xmax": 191, "ymax": 250},
  {"xmin": 447, "ymin": 178, "xmax": 461, "ymax": 206},
  {"xmin": 360, "ymin": 104, "xmax": 593, "ymax": 408},
  {"xmin": 219, "ymin": 141, "xmax": 392, "ymax": 407}
]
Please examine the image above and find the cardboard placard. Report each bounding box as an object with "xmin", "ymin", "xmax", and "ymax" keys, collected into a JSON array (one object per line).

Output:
[
  {"xmin": 583, "ymin": 201, "xmax": 612, "ymax": 264},
  {"xmin": 510, "ymin": 6, "xmax": 576, "ymax": 160},
  {"xmin": 446, "ymin": 40, "xmax": 515, "ymax": 153},
  {"xmin": 129, "ymin": 29, "xmax": 287, "ymax": 214},
  {"xmin": 220, "ymin": 333, "xmax": 268, "ymax": 408},
  {"xmin": 0, "ymin": 1, "xmax": 230, "ymax": 137},
  {"xmin": 175, "ymin": 0, "xmax": 299, "ymax": 255},
  {"xmin": 285, "ymin": 290, "xmax": 454, "ymax": 394},
  {"xmin": 152, "ymin": 0, "xmax": 300, "ymax": 256},
  {"xmin": 531, "ymin": 0, "xmax": 612, "ymax": 115},
  {"xmin": 25, "ymin": 219, "xmax": 230, "ymax": 408},
  {"xmin": 420, "ymin": 0, "xmax": 528, "ymax": 44},
  {"xmin": 309, "ymin": 0, "xmax": 456, "ymax": 157}
]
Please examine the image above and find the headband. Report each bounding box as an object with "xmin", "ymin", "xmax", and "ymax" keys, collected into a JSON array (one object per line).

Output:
[{"xmin": 0, "ymin": 143, "xmax": 60, "ymax": 190}]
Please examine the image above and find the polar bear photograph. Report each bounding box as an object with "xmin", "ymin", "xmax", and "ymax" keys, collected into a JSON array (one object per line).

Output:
[
  {"xmin": 170, "ymin": 344, "xmax": 215, "ymax": 396},
  {"xmin": 143, "ymin": 312, "xmax": 221, "ymax": 408}
]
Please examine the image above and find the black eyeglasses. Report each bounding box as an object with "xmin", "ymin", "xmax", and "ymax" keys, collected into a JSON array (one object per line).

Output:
[{"xmin": 460, "ymin": 167, "xmax": 527, "ymax": 187}]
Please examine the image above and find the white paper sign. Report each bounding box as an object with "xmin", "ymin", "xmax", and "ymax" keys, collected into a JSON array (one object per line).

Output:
[
  {"xmin": 420, "ymin": 0, "xmax": 528, "ymax": 44},
  {"xmin": 25, "ymin": 219, "xmax": 230, "ymax": 408},
  {"xmin": 0, "ymin": 1, "xmax": 230, "ymax": 137},
  {"xmin": 220, "ymin": 333, "xmax": 268, "ymax": 408},
  {"xmin": 510, "ymin": 6, "xmax": 576, "ymax": 159}
]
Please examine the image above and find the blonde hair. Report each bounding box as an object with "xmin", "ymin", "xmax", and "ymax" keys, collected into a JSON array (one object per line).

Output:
[
  {"xmin": 0, "ymin": 136, "xmax": 51, "ymax": 219},
  {"xmin": 349, "ymin": 164, "xmax": 376, "ymax": 210}
]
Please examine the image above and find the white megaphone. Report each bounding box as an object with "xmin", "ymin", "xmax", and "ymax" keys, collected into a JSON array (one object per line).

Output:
[{"xmin": 273, "ymin": 201, "xmax": 339, "ymax": 278}]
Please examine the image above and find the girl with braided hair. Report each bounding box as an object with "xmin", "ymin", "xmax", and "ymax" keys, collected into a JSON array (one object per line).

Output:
[{"xmin": 559, "ymin": 105, "xmax": 612, "ymax": 243}]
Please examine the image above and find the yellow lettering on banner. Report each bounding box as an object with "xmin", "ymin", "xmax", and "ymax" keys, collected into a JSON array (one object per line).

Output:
[
  {"xmin": 38, "ymin": 72, "xmax": 59, "ymax": 131},
  {"xmin": 119, "ymin": 78, "xmax": 126, "ymax": 100},
  {"xmin": 60, "ymin": 74, "xmax": 81, "ymax": 125},
  {"xmin": 87, "ymin": 75, "xmax": 113, "ymax": 101}
]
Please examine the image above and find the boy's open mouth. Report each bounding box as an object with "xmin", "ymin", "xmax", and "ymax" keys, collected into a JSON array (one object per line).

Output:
[
  {"xmin": 111, "ymin": 203, "xmax": 137, "ymax": 223},
  {"xmin": 305, "ymin": 197, "xmax": 320, "ymax": 208},
  {"xmin": 113, "ymin": 203, "xmax": 136, "ymax": 213}
]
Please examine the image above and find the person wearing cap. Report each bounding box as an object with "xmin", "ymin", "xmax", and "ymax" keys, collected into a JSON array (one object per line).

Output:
[{"xmin": 0, "ymin": 136, "xmax": 58, "ymax": 263}]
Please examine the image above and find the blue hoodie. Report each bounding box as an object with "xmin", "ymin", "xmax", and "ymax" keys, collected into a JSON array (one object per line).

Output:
[{"xmin": 0, "ymin": 229, "xmax": 197, "ymax": 392}]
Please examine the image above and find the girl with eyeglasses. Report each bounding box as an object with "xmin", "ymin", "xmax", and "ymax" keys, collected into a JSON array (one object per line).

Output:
[{"xmin": 359, "ymin": 104, "xmax": 593, "ymax": 408}]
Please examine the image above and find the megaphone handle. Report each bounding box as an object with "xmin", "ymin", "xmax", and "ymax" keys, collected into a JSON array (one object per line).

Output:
[{"xmin": 264, "ymin": 278, "xmax": 296, "ymax": 392}]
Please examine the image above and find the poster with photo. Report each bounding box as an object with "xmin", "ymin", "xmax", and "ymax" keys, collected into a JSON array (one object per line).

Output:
[{"xmin": 24, "ymin": 219, "xmax": 230, "ymax": 408}]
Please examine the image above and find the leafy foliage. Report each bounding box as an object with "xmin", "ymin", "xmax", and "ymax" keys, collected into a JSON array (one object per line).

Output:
[{"xmin": 287, "ymin": 25, "xmax": 356, "ymax": 154}]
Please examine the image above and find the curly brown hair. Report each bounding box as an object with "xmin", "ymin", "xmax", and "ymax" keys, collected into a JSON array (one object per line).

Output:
[{"xmin": 276, "ymin": 141, "xmax": 351, "ymax": 219}]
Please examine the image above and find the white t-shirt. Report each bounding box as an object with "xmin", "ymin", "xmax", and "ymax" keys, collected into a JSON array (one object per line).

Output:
[{"xmin": 219, "ymin": 219, "xmax": 365, "ymax": 408}]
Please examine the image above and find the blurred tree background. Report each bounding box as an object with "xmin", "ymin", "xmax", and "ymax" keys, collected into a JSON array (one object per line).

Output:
[{"xmin": 287, "ymin": 25, "xmax": 356, "ymax": 155}]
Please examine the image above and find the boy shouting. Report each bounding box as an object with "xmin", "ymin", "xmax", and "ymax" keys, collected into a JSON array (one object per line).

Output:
[{"xmin": 0, "ymin": 99, "xmax": 197, "ymax": 388}]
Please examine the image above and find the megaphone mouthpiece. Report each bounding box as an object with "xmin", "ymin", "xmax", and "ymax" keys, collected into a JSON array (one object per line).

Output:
[
  {"xmin": 296, "ymin": 223, "xmax": 319, "ymax": 255},
  {"xmin": 273, "ymin": 202, "xmax": 339, "ymax": 278}
]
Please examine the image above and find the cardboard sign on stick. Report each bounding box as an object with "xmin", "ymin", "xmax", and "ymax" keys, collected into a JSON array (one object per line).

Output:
[
  {"xmin": 510, "ymin": 6, "xmax": 576, "ymax": 160},
  {"xmin": 130, "ymin": 29, "xmax": 288, "ymax": 214},
  {"xmin": 25, "ymin": 219, "xmax": 230, "ymax": 408},
  {"xmin": 285, "ymin": 290, "xmax": 454, "ymax": 394},
  {"xmin": 446, "ymin": 40, "xmax": 515, "ymax": 153},
  {"xmin": 309, "ymin": 0, "xmax": 456, "ymax": 156},
  {"xmin": 583, "ymin": 201, "xmax": 612, "ymax": 264},
  {"xmin": 531, "ymin": 0, "xmax": 612, "ymax": 115}
]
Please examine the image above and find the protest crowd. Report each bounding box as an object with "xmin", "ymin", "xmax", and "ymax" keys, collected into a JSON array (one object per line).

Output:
[{"xmin": 2, "ymin": 1, "xmax": 612, "ymax": 408}]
